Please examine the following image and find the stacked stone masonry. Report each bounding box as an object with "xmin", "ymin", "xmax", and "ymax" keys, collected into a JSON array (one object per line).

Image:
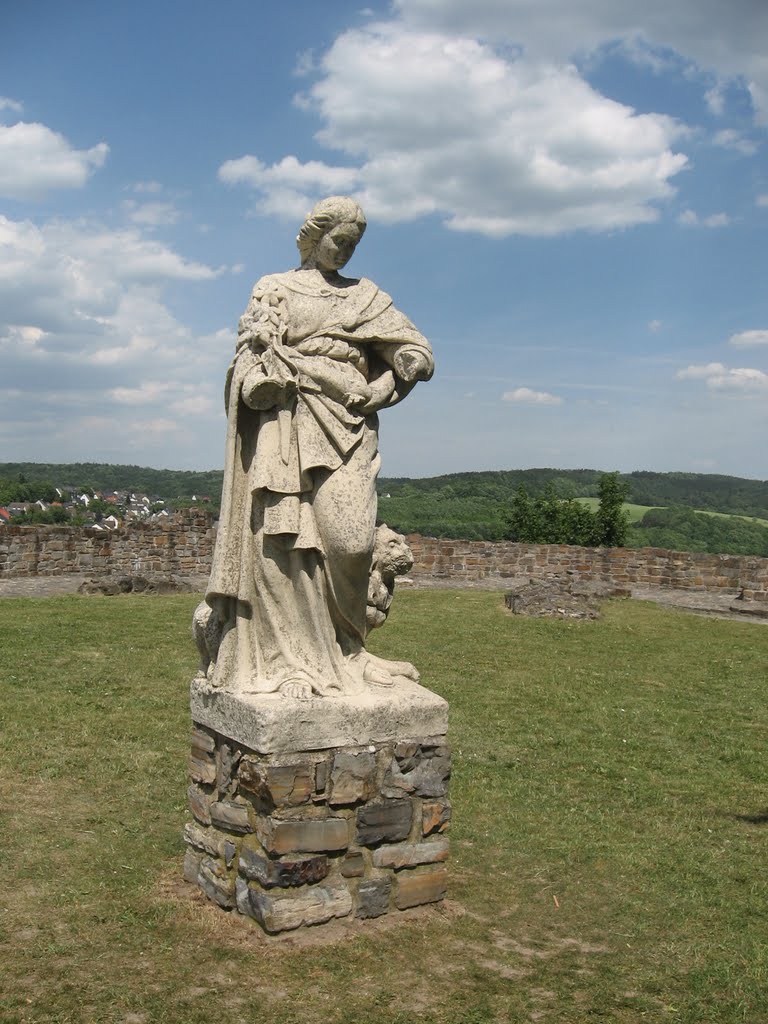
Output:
[
  {"xmin": 2, "ymin": 511, "xmax": 767, "ymax": 603},
  {"xmin": 184, "ymin": 724, "xmax": 451, "ymax": 933},
  {"xmin": 0, "ymin": 511, "xmax": 214, "ymax": 579},
  {"xmin": 406, "ymin": 536, "xmax": 768, "ymax": 604}
]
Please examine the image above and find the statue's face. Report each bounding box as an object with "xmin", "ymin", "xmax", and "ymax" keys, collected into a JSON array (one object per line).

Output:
[{"xmin": 313, "ymin": 221, "xmax": 364, "ymax": 272}]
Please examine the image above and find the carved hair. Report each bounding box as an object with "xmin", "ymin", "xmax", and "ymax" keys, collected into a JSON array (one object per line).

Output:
[{"xmin": 296, "ymin": 196, "xmax": 366, "ymax": 264}]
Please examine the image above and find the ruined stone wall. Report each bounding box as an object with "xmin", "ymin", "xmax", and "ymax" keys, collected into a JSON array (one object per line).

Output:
[
  {"xmin": 2, "ymin": 516, "xmax": 767, "ymax": 602},
  {"xmin": 0, "ymin": 511, "xmax": 215, "ymax": 579},
  {"xmin": 405, "ymin": 536, "xmax": 768, "ymax": 603}
]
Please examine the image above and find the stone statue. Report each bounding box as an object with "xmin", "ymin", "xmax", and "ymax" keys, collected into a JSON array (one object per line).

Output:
[
  {"xmin": 194, "ymin": 523, "xmax": 414, "ymax": 682},
  {"xmin": 202, "ymin": 197, "xmax": 433, "ymax": 701}
]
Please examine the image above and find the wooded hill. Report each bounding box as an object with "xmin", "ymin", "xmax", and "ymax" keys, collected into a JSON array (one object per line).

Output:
[
  {"xmin": 4, "ymin": 463, "xmax": 766, "ymax": 514},
  {"xmin": 376, "ymin": 469, "xmax": 768, "ymax": 544},
  {"xmin": 3, "ymin": 463, "xmax": 767, "ymax": 556},
  {"xmin": 0, "ymin": 462, "xmax": 222, "ymax": 504}
]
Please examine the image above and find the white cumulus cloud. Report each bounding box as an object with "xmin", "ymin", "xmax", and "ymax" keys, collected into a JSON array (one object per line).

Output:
[
  {"xmin": 122, "ymin": 200, "xmax": 181, "ymax": 227},
  {"xmin": 0, "ymin": 210, "xmax": 234, "ymax": 463},
  {"xmin": 677, "ymin": 362, "xmax": 768, "ymax": 392},
  {"xmin": 704, "ymin": 86, "xmax": 726, "ymax": 117},
  {"xmin": 394, "ymin": 0, "xmax": 768, "ymax": 124},
  {"xmin": 677, "ymin": 209, "xmax": 730, "ymax": 227},
  {"xmin": 729, "ymin": 329, "xmax": 768, "ymax": 348},
  {"xmin": 218, "ymin": 154, "xmax": 360, "ymax": 219},
  {"xmin": 503, "ymin": 387, "xmax": 563, "ymax": 404},
  {"xmin": 0, "ymin": 214, "xmax": 223, "ymax": 340},
  {"xmin": 129, "ymin": 417, "xmax": 181, "ymax": 437},
  {"xmin": 220, "ymin": 16, "xmax": 688, "ymax": 237},
  {"xmin": 110, "ymin": 381, "xmax": 173, "ymax": 405},
  {"xmin": 0, "ymin": 119, "xmax": 108, "ymax": 200},
  {"xmin": 712, "ymin": 129, "xmax": 758, "ymax": 156},
  {"xmin": 677, "ymin": 362, "xmax": 727, "ymax": 380},
  {"xmin": 131, "ymin": 180, "xmax": 163, "ymax": 194},
  {"xmin": 169, "ymin": 393, "xmax": 217, "ymax": 416}
]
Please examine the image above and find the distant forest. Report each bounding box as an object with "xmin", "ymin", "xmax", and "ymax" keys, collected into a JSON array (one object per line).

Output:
[
  {"xmin": 2, "ymin": 462, "xmax": 767, "ymax": 557},
  {"xmin": 0, "ymin": 462, "xmax": 223, "ymax": 504},
  {"xmin": 376, "ymin": 469, "xmax": 768, "ymax": 541}
]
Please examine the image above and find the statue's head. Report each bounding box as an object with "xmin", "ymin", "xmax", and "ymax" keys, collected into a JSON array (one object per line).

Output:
[{"xmin": 297, "ymin": 196, "xmax": 367, "ymax": 272}]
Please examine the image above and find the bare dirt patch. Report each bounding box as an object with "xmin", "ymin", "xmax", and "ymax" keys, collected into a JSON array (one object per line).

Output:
[{"xmin": 155, "ymin": 865, "xmax": 463, "ymax": 950}]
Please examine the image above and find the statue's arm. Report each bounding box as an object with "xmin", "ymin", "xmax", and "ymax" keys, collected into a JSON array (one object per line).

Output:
[
  {"xmin": 361, "ymin": 341, "xmax": 433, "ymax": 410},
  {"xmin": 357, "ymin": 345, "xmax": 433, "ymax": 413}
]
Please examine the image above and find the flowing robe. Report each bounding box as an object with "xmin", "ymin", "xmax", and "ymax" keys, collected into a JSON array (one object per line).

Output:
[{"xmin": 206, "ymin": 269, "xmax": 433, "ymax": 695}]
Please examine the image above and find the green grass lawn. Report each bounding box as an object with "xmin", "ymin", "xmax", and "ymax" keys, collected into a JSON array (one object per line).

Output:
[{"xmin": 1, "ymin": 591, "xmax": 766, "ymax": 1024}]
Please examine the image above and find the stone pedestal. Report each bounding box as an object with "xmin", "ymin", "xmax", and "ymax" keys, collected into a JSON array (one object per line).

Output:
[{"xmin": 184, "ymin": 678, "xmax": 450, "ymax": 933}]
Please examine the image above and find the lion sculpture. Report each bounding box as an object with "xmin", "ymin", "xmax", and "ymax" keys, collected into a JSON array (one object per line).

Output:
[{"xmin": 366, "ymin": 524, "xmax": 414, "ymax": 631}]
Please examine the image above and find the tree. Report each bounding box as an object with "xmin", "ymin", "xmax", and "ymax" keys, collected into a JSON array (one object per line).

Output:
[
  {"xmin": 506, "ymin": 486, "xmax": 541, "ymax": 541},
  {"xmin": 505, "ymin": 472, "xmax": 630, "ymax": 547},
  {"xmin": 595, "ymin": 472, "xmax": 630, "ymax": 547},
  {"xmin": 0, "ymin": 477, "xmax": 57, "ymax": 505}
]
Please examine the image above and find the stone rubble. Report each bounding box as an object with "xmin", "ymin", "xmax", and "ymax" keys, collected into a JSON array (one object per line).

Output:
[{"xmin": 504, "ymin": 577, "xmax": 630, "ymax": 619}]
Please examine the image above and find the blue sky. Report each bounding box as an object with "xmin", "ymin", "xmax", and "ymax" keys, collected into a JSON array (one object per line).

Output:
[{"xmin": 1, "ymin": 0, "xmax": 766, "ymax": 479}]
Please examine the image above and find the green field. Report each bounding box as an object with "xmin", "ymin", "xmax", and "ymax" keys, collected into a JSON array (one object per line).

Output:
[
  {"xmin": 698, "ymin": 509, "xmax": 768, "ymax": 527},
  {"xmin": 1, "ymin": 591, "xmax": 767, "ymax": 1023},
  {"xmin": 577, "ymin": 496, "xmax": 768, "ymax": 527},
  {"xmin": 576, "ymin": 497, "xmax": 655, "ymax": 523}
]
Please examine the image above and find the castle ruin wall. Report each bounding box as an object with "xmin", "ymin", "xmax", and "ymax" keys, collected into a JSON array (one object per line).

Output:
[{"xmin": 1, "ymin": 514, "xmax": 766, "ymax": 603}]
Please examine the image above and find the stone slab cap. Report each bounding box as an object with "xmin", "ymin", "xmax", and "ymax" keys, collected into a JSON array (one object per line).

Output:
[{"xmin": 190, "ymin": 676, "xmax": 448, "ymax": 754}]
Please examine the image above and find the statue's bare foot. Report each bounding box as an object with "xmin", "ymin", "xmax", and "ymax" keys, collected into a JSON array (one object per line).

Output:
[
  {"xmin": 348, "ymin": 651, "xmax": 394, "ymax": 687},
  {"xmin": 362, "ymin": 661, "xmax": 395, "ymax": 687},
  {"xmin": 395, "ymin": 660, "xmax": 419, "ymax": 682},
  {"xmin": 279, "ymin": 679, "xmax": 313, "ymax": 700},
  {"xmin": 367, "ymin": 652, "xmax": 420, "ymax": 683},
  {"xmin": 353, "ymin": 651, "xmax": 420, "ymax": 687}
]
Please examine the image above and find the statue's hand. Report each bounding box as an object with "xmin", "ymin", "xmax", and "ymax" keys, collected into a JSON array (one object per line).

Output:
[
  {"xmin": 357, "ymin": 369, "xmax": 396, "ymax": 413},
  {"xmin": 342, "ymin": 386, "xmax": 372, "ymax": 409},
  {"xmin": 394, "ymin": 349, "xmax": 431, "ymax": 383}
]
